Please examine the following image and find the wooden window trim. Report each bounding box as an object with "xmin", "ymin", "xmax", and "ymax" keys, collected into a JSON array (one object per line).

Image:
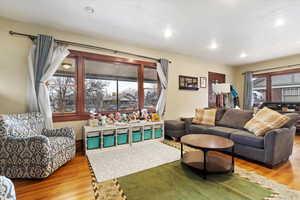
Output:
[
  {"xmin": 253, "ymin": 68, "xmax": 300, "ymax": 102},
  {"xmin": 53, "ymin": 50, "xmax": 158, "ymax": 122}
]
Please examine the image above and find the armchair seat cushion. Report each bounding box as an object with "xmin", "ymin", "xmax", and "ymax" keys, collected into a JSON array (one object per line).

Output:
[
  {"xmin": 207, "ymin": 126, "xmax": 237, "ymax": 138},
  {"xmin": 48, "ymin": 137, "xmax": 75, "ymax": 156},
  {"xmin": 230, "ymin": 130, "xmax": 264, "ymax": 149}
]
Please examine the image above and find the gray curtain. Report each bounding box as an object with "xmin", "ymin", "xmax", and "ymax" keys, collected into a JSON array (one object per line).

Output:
[
  {"xmin": 28, "ymin": 35, "xmax": 69, "ymax": 128},
  {"xmin": 243, "ymin": 71, "xmax": 253, "ymax": 110},
  {"xmin": 156, "ymin": 59, "xmax": 169, "ymax": 117},
  {"xmin": 28, "ymin": 35, "xmax": 54, "ymax": 112}
]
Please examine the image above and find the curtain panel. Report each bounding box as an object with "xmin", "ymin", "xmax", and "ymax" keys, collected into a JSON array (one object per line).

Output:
[
  {"xmin": 156, "ymin": 59, "xmax": 169, "ymax": 117},
  {"xmin": 243, "ymin": 71, "xmax": 253, "ymax": 110},
  {"xmin": 28, "ymin": 35, "xmax": 69, "ymax": 128}
]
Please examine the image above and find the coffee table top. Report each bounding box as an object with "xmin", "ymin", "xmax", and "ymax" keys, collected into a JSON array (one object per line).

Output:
[{"xmin": 181, "ymin": 134, "xmax": 234, "ymax": 150}]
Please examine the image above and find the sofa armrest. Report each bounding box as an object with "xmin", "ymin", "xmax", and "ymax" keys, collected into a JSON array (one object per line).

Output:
[
  {"xmin": 42, "ymin": 127, "xmax": 75, "ymax": 140},
  {"xmin": 183, "ymin": 117, "xmax": 193, "ymax": 134},
  {"xmin": 0, "ymin": 135, "xmax": 51, "ymax": 166},
  {"xmin": 264, "ymin": 127, "xmax": 295, "ymax": 166}
]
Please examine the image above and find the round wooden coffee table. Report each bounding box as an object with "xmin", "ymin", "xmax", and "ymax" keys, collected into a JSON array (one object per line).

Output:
[{"xmin": 180, "ymin": 134, "xmax": 235, "ymax": 179}]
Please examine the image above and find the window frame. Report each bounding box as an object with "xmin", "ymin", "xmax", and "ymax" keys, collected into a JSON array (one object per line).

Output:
[
  {"xmin": 52, "ymin": 50, "xmax": 158, "ymax": 122},
  {"xmin": 253, "ymin": 68, "xmax": 300, "ymax": 104}
]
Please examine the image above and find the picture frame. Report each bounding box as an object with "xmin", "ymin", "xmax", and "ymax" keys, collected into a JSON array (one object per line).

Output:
[
  {"xmin": 179, "ymin": 75, "xmax": 199, "ymax": 90},
  {"xmin": 199, "ymin": 77, "xmax": 207, "ymax": 88}
]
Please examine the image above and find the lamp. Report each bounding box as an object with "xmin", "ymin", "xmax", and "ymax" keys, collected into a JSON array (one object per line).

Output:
[{"xmin": 62, "ymin": 63, "xmax": 72, "ymax": 70}]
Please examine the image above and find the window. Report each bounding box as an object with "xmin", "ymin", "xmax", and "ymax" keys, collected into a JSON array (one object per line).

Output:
[
  {"xmin": 252, "ymin": 69, "xmax": 300, "ymax": 106},
  {"xmin": 48, "ymin": 57, "xmax": 77, "ymax": 113},
  {"xmin": 144, "ymin": 67, "xmax": 159, "ymax": 109},
  {"xmin": 271, "ymin": 73, "xmax": 300, "ymax": 102},
  {"xmin": 253, "ymin": 77, "xmax": 267, "ymax": 106},
  {"xmin": 84, "ymin": 59, "xmax": 138, "ymax": 112},
  {"xmin": 49, "ymin": 50, "xmax": 159, "ymax": 122}
]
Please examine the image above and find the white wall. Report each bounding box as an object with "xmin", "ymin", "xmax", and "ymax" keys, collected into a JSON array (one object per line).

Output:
[{"xmin": 0, "ymin": 17, "xmax": 234, "ymax": 139}]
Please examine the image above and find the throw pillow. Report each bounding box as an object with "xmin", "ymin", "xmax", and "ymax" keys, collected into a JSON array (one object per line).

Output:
[
  {"xmin": 218, "ymin": 109, "xmax": 253, "ymax": 129},
  {"xmin": 244, "ymin": 107, "xmax": 290, "ymax": 136},
  {"xmin": 192, "ymin": 108, "xmax": 217, "ymax": 126}
]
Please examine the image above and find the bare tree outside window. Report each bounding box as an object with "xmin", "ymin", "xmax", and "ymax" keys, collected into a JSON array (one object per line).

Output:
[
  {"xmin": 48, "ymin": 58, "xmax": 77, "ymax": 114},
  {"xmin": 85, "ymin": 79, "xmax": 117, "ymax": 112},
  {"xmin": 49, "ymin": 74, "xmax": 76, "ymax": 113}
]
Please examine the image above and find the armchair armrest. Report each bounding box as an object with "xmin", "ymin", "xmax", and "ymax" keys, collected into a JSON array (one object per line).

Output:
[
  {"xmin": 0, "ymin": 135, "xmax": 51, "ymax": 166},
  {"xmin": 42, "ymin": 127, "xmax": 75, "ymax": 140},
  {"xmin": 183, "ymin": 117, "xmax": 193, "ymax": 134},
  {"xmin": 264, "ymin": 127, "xmax": 296, "ymax": 166}
]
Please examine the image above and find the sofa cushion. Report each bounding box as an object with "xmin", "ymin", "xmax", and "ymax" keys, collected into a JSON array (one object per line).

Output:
[
  {"xmin": 164, "ymin": 120, "xmax": 185, "ymax": 130},
  {"xmin": 48, "ymin": 137, "xmax": 75, "ymax": 156},
  {"xmin": 218, "ymin": 109, "xmax": 253, "ymax": 130},
  {"xmin": 244, "ymin": 107, "xmax": 289, "ymax": 136},
  {"xmin": 189, "ymin": 124, "xmax": 211, "ymax": 133},
  {"xmin": 215, "ymin": 108, "xmax": 227, "ymax": 122},
  {"xmin": 207, "ymin": 126, "xmax": 237, "ymax": 138},
  {"xmin": 230, "ymin": 130, "xmax": 264, "ymax": 149}
]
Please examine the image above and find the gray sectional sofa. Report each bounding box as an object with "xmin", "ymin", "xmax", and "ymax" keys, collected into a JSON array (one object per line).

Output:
[{"xmin": 183, "ymin": 108, "xmax": 299, "ymax": 168}]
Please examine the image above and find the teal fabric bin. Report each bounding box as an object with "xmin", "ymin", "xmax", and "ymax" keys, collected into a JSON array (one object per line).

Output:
[
  {"xmin": 144, "ymin": 129, "xmax": 153, "ymax": 140},
  {"xmin": 155, "ymin": 128, "xmax": 163, "ymax": 138},
  {"xmin": 87, "ymin": 137, "xmax": 100, "ymax": 150},
  {"xmin": 117, "ymin": 133, "xmax": 128, "ymax": 145},
  {"xmin": 103, "ymin": 135, "xmax": 115, "ymax": 147},
  {"xmin": 132, "ymin": 131, "xmax": 142, "ymax": 143}
]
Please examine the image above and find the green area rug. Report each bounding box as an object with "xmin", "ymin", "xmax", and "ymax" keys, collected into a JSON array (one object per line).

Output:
[
  {"xmin": 90, "ymin": 140, "xmax": 300, "ymax": 200},
  {"xmin": 118, "ymin": 161, "xmax": 272, "ymax": 200}
]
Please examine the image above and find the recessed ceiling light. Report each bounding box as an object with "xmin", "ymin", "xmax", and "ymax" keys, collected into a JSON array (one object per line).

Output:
[
  {"xmin": 84, "ymin": 6, "xmax": 95, "ymax": 14},
  {"xmin": 240, "ymin": 52, "xmax": 248, "ymax": 58},
  {"xmin": 274, "ymin": 18, "xmax": 285, "ymax": 27},
  {"xmin": 164, "ymin": 28, "xmax": 173, "ymax": 39},
  {"xmin": 209, "ymin": 40, "xmax": 218, "ymax": 50},
  {"xmin": 297, "ymin": 41, "xmax": 300, "ymax": 44}
]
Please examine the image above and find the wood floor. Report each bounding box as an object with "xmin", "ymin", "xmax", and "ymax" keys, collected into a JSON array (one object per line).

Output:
[
  {"xmin": 13, "ymin": 135, "xmax": 300, "ymax": 200},
  {"xmin": 13, "ymin": 153, "xmax": 95, "ymax": 200}
]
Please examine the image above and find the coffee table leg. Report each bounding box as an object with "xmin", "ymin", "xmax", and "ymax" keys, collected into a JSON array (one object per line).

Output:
[
  {"xmin": 203, "ymin": 150, "xmax": 207, "ymax": 179},
  {"xmin": 181, "ymin": 143, "xmax": 183, "ymax": 159},
  {"xmin": 232, "ymin": 146, "xmax": 235, "ymax": 173}
]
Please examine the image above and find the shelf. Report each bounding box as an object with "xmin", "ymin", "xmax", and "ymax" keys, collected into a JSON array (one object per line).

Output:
[{"xmin": 83, "ymin": 121, "xmax": 164, "ymax": 154}]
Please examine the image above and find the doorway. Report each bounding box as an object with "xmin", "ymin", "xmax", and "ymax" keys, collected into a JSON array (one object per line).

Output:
[{"xmin": 208, "ymin": 72, "xmax": 226, "ymax": 107}]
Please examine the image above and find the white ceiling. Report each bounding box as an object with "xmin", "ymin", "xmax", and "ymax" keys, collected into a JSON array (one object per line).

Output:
[{"xmin": 1, "ymin": 0, "xmax": 300, "ymax": 66}]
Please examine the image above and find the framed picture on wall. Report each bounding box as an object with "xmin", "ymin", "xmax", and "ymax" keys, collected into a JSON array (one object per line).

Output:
[
  {"xmin": 199, "ymin": 77, "xmax": 207, "ymax": 88},
  {"xmin": 179, "ymin": 75, "xmax": 199, "ymax": 90}
]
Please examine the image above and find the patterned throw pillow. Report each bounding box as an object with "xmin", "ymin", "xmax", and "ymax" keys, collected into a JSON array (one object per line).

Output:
[
  {"xmin": 244, "ymin": 107, "xmax": 290, "ymax": 136},
  {"xmin": 192, "ymin": 108, "xmax": 217, "ymax": 126}
]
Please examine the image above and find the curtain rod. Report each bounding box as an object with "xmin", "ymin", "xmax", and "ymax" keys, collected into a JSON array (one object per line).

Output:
[
  {"xmin": 242, "ymin": 63, "xmax": 300, "ymax": 75},
  {"xmin": 9, "ymin": 31, "xmax": 172, "ymax": 64}
]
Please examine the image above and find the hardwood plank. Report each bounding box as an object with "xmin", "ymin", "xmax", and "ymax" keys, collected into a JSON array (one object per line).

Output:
[
  {"xmin": 13, "ymin": 152, "xmax": 94, "ymax": 200},
  {"xmin": 12, "ymin": 135, "xmax": 300, "ymax": 199}
]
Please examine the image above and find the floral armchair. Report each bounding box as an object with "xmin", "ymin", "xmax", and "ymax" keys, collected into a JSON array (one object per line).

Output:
[{"xmin": 0, "ymin": 112, "xmax": 76, "ymax": 179}]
